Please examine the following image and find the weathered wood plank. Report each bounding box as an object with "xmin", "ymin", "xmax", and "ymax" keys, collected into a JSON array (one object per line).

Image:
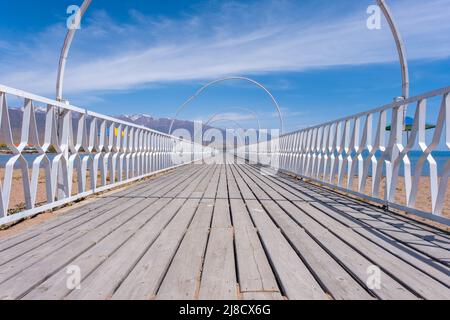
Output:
[
  {"xmin": 230, "ymin": 199, "xmax": 279, "ymax": 294},
  {"xmin": 212, "ymin": 199, "xmax": 232, "ymax": 228},
  {"xmin": 226, "ymin": 165, "xmax": 241, "ymax": 199},
  {"xmin": 242, "ymin": 292, "xmax": 284, "ymax": 300},
  {"xmin": 293, "ymin": 201, "xmax": 450, "ymax": 299},
  {"xmin": 0, "ymin": 196, "xmax": 163, "ymax": 300},
  {"xmin": 0, "ymin": 164, "xmax": 203, "ymax": 267},
  {"xmin": 112, "ymin": 199, "xmax": 200, "ymax": 300},
  {"xmin": 247, "ymin": 164, "xmax": 450, "ymax": 288},
  {"xmin": 199, "ymin": 228, "xmax": 237, "ymax": 300},
  {"xmin": 0, "ymin": 164, "xmax": 200, "ymax": 255},
  {"xmin": 65, "ymin": 198, "xmax": 186, "ymax": 300},
  {"xmin": 324, "ymin": 205, "xmax": 450, "ymax": 287},
  {"xmin": 156, "ymin": 200, "xmax": 214, "ymax": 300},
  {"xmin": 242, "ymin": 165, "xmax": 304, "ymax": 201},
  {"xmin": 203, "ymin": 166, "xmax": 220, "ymax": 199},
  {"xmin": 229, "ymin": 165, "xmax": 256, "ymax": 200},
  {"xmin": 242, "ymin": 165, "xmax": 445, "ymax": 299},
  {"xmin": 245, "ymin": 200, "xmax": 327, "ymax": 300},
  {"xmin": 216, "ymin": 166, "xmax": 228, "ymax": 200},
  {"xmin": 66, "ymin": 165, "xmax": 215, "ymax": 300},
  {"xmin": 22, "ymin": 197, "xmax": 165, "ymax": 300},
  {"xmin": 260, "ymin": 200, "xmax": 374, "ymax": 300}
]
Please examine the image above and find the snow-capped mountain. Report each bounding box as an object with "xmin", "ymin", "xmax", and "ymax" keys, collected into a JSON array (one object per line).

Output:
[{"xmin": 0, "ymin": 108, "xmax": 217, "ymax": 145}]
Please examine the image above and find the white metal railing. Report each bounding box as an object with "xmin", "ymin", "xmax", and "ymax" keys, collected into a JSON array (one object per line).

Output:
[
  {"xmin": 0, "ymin": 84, "xmax": 210, "ymax": 226},
  {"xmin": 239, "ymin": 86, "xmax": 450, "ymax": 225}
]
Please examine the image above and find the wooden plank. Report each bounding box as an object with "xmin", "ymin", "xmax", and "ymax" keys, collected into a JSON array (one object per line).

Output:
[
  {"xmin": 234, "ymin": 167, "xmax": 327, "ymax": 300},
  {"xmin": 245, "ymin": 200, "xmax": 327, "ymax": 300},
  {"xmin": 274, "ymin": 200, "xmax": 417, "ymax": 300},
  {"xmin": 199, "ymin": 228, "xmax": 238, "ymax": 300},
  {"xmin": 229, "ymin": 166, "xmax": 255, "ymax": 200},
  {"xmin": 351, "ymin": 205, "xmax": 450, "ymax": 249},
  {"xmin": 226, "ymin": 165, "xmax": 241, "ymax": 199},
  {"xmin": 0, "ymin": 164, "xmax": 201, "ymax": 266},
  {"xmin": 290, "ymin": 183, "xmax": 450, "ymax": 264},
  {"xmin": 102, "ymin": 164, "xmax": 198, "ymax": 198},
  {"xmin": 191, "ymin": 165, "xmax": 217, "ymax": 199},
  {"xmin": 156, "ymin": 201, "xmax": 214, "ymax": 300},
  {"xmin": 22, "ymin": 197, "xmax": 166, "ymax": 300},
  {"xmin": 147, "ymin": 165, "xmax": 206, "ymax": 198},
  {"xmin": 242, "ymin": 292, "xmax": 284, "ymax": 300},
  {"xmin": 230, "ymin": 199, "xmax": 279, "ymax": 293},
  {"xmin": 0, "ymin": 196, "xmax": 163, "ymax": 300},
  {"xmin": 203, "ymin": 166, "xmax": 220, "ymax": 199},
  {"xmin": 0, "ymin": 164, "xmax": 199, "ymax": 255},
  {"xmin": 166, "ymin": 165, "xmax": 213, "ymax": 198},
  {"xmin": 242, "ymin": 165, "xmax": 304, "ymax": 201},
  {"xmin": 216, "ymin": 166, "xmax": 228, "ymax": 200},
  {"xmin": 0, "ymin": 197, "xmax": 151, "ymax": 285},
  {"xmin": 0, "ymin": 196, "xmax": 124, "ymax": 253},
  {"xmin": 310, "ymin": 202, "xmax": 450, "ymax": 288},
  {"xmin": 261, "ymin": 200, "xmax": 374, "ymax": 300},
  {"xmin": 212, "ymin": 199, "xmax": 231, "ymax": 228},
  {"xmin": 66, "ymin": 198, "xmax": 186, "ymax": 300},
  {"xmin": 232, "ymin": 167, "xmax": 270, "ymax": 201},
  {"xmin": 304, "ymin": 191, "xmax": 450, "ymax": 263},
  {"xmin": 265, "ymin": 164, "xmax": 450, "ymax": 241},
  {"xmin": 247, "ymin": 164, "xmax": 450, "ymax": 288},
  {"xmin": 293, "ymin": 201, "xmax": 450, "ymax": 299},
  {"xmin": 112, "ymin": 199, "xmax": 200, "ymax": 300},
  {"xmin": 67, "ymin": 165, "xmax": 210, "ymax": 299},
  {"xmin": 0, "ymin": 197, "xmax": 126, "ymax": 264},
  {"xmin": 239, "ymin": 168, "xmax": 442, "ymax": 298}
]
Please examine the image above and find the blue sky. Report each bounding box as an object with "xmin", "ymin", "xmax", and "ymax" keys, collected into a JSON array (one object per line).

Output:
[{"xmin": 0, "ymin": 0, "xmax": 449, "ymax": 132}]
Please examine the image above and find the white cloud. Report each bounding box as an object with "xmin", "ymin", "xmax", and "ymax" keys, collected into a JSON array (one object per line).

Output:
[{"xmin": 0, "ymin": 0, "xmax": 449, "ymax": 96}]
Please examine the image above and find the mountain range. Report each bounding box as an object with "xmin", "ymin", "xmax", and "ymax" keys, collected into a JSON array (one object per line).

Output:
[{"xmin": 0, "ymin": 108, "xmax": 217, "ymax": 146}]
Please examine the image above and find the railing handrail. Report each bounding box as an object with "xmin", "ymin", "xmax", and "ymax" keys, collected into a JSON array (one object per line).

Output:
[
  {"xmin": 282, "ymin": 85, "xmax": 450, "ymax": 137},
  {"xmin": 237, "ymin": 85, "xmax": 450, "ymax": 225},
  {"xmin": 0, "ymin": 84, "xmax": 187, "ymax": 141},
  {"xmin": 0, "ymin": 83, "xmax": 212, "ymax": 227}
]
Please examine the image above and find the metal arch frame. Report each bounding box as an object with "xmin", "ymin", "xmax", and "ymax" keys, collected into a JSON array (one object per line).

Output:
[
  {"xmin": 169, "ymin": 77, "xmax": 284, "ymax": 135},
  {"xmin": 204, "ymin": 107, "xmax": 261, "ymax": 132},
  {"xmin": 55, "ymin": 2, "xmax": 409, "ymax": 105},
  {"xmin": 56, "ymin": 0, "xmax": 92, "ymax": 102},
  {"xmin": 377, "ymin": 0, "xmax": 410, "ymax": 99},
  {"xmin": 206, "ymin": 118, "xmax": 246, "ymax": 132},
  {"xmin": 204, "ymin": 118, "xmax": 247, "ymax": 148}
]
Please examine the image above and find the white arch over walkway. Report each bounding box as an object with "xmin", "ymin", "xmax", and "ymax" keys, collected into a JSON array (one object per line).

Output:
[{"xmin": 169, "ymin": 76, "xmax": 284, "ymax": 135}]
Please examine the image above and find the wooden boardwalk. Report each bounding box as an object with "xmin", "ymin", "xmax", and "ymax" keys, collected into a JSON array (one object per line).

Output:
[{"xmin": 0, "ymin": 163, "xmax": 449, "ymax": 300}]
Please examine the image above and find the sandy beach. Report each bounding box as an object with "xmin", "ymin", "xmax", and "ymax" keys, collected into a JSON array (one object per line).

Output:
[{"xmin": 0, "ymin": 168, "xmax": 106, "ymax": 214}]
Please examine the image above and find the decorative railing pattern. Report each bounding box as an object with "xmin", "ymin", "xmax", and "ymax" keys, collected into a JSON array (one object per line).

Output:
[
  {"xmin": 0, "ymin": 85, "xmax": 208, "ymax": 226},
  {"xmin": 242, "ymin": 86, "xmax": 450, "ymax": 224}
]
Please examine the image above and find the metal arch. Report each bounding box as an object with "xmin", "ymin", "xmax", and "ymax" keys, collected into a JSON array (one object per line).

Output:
[
  {"xmin": 54, "ymin": 2, "xmax": 408, "ymax": 104},
  {"xmin": 204, "ymin": 107, "xmax": 261, "ymax": 132},
  {"xmin": 169, "ymin": 76, "xmax": 284, "ymax": 135},
  {"xmin": 204, "ymin": 118, "xmax": 247, "ymax": 149},
  {"xmin": 206, "ymin": 118, "xmax": 246, "ymax": 131},
  {"xmin": 377, "ymin": 0, "xmax": 410, "ymax": 99},
  {"xmin": 56, "ymin": 0, "xmax": 92, "ymax": 101}
]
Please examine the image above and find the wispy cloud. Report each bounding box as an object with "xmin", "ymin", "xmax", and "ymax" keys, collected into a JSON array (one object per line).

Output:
[{"xmin": 0, "ymin": 0, "xmax": 449, "ymax": 96}]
